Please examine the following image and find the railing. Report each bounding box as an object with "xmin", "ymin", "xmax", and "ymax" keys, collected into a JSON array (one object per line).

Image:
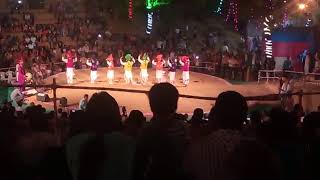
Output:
[
  {"xmin": 258, "ymin": 70, "xmax": 320, "ymax": 83},
  {"xmin": 2, "ymin": 78, "xmax": 320, "ymax": 142}
]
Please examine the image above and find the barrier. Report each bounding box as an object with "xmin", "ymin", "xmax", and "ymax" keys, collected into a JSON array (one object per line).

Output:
[
  {"xmin": 258, "ymin": 70, "xmax": 320, "ymax": 83},
  {"xmin": 2, "ymin": 78, "xmax": 320, "ymax": 142}
]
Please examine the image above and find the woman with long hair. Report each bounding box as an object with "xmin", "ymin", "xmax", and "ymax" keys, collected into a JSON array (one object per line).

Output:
[{"xmin": 66, "ymin": 92, "xmax": 134, "ymax": 180}]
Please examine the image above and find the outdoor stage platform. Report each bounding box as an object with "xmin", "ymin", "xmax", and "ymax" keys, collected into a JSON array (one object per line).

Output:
[{"xmin": 26, "ymin": 67, "xmax": 279, "ymax": 115}]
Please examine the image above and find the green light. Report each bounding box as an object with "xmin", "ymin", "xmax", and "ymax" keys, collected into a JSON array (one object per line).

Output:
[{"xmin": 146, "ymin": 0, "xmax": 170, "ymax": 10}]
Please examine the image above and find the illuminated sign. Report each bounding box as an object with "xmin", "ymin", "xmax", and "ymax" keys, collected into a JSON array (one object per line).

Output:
[
  {"xmin": 146, "ymin": 12, "xmax": 153, "ymax": 34},
  {"xmin": 264, "ymin": 16, "xmax": 273, "ymax": 59}
]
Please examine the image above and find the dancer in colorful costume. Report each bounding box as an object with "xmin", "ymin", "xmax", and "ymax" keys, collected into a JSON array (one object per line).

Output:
[
  {"xmin": 179, "ymin": 54, "xmax": 191, "ymax": 86},
  {"xmin": 86, "ymin": 55, "xmax": 99, "ymax": 83},
  {"xmin": 106, "ymin": 54, "xmax": 115, "ymax": 84},
  {"xmin": 62, "ymin": 50, "xmax": 77, "ymax": 84},
  {"xmin": 167, "ymin": 52, "xmax": 178, "ymax": 84},
  {"xmin": 120, "ymin": 53, "xmax": 135, "ymax": 84},
  {"xmin": 16, "ymin": 56, "xmax": 26, "ymax": 92},
  {"xmin": 138, "ymin": 53, "xmax": 150, "ymax": 85},
  {"xmin": 152, "ymin": 53, "xmax": 165, "ymax": 83}
]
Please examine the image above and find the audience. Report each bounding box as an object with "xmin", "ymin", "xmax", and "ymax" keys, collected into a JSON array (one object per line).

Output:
[
  {"xmin": 0, "ymin": 82, "xmax": 320, "ymax": 180},
  {"xmin": 1, "ymin": 3, "xmax": 320, "ymax": 180}
]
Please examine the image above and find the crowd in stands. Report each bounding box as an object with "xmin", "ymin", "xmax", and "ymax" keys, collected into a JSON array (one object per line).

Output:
[
  {"xmin": 1, "ymin": 83, "xmax": 320, "ymax": 180},
  {"xmin": 0, "ymin": 0, "xmax": 280, "ymax": 83}
]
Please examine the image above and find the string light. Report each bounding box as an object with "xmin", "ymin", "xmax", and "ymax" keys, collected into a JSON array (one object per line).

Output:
[
  {"xmin": 225, "ymin": 0, "xmax": 238, "ymax": 31},
  {"xmin": 282, "ymin": 0, "xmax": 289, "ymax": 27},
  {"xmin": 128, "ymin": 0, "xmax": 133, "ymax": 20},
  {"xmin": 215, "ymin": 0, "xmax": 224, "ymax": 14}
]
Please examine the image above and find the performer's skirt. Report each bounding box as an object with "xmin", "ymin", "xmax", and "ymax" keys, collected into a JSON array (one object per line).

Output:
[
  {"xmin": 140, "ymin": 69, "xmax": 148, "ymax": 78},
  {"xmin": 125, "ymin": 70, "xmax": 133, "ymax": 79},
  {"xmin": 156, "ymin": 70, "xmax": 164, "ymax": 80},
  {"xmin": 107, "ymin": 70, "xmax": 114, "ymax": 79},
  {"xmin": 182, "ymin": 71, "xmax": 190, "ymax": 81},
  {"xmin": 66, "ymin": 68, "xmax": 74, "ymax": 77},
  {"xmin": 169, "ymin": 71, "xmax": 176, "ymax": 82},
  {"xmin": 90, "ymin": 71, "xmax": 97, "ymax": 81}
]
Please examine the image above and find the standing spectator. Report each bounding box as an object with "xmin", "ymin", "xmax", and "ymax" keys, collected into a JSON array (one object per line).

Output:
[
  {"xmin": 123, "ymin": 110, "xmax": 146, "ymax": 139},
  {"xmin": 133, "ymin": 83, "xmax": 190, "ymax": 180},
  {"xmin": 184, "ymin": 91, "xmax": 249, "ymax": 180},
  {"xmin": 66, "ymin": 92, "xmax": 133, "ymax": 180},
  {"xmin": 78, "ymin": 94, "xmax": 89, "ymax": 111}
]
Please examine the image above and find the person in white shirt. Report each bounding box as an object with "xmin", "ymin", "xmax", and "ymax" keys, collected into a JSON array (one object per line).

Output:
[
  {"xmin": 79, "ymin": 94, "xmax": 89, "ymax": 111},
  {"xmin": 10, "ymin": 88, "xmax": 24, "ymax": 107}
]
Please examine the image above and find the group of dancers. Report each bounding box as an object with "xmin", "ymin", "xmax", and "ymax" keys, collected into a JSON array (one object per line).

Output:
[{"xmin": 62, "ymin": 50, "xmax": 191, "ymax": 86}]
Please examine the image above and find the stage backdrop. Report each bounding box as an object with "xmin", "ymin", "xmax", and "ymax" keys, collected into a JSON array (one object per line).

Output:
[{"xmin": 272, "ymin": 28, "xmax": 315, "ymax": 71}]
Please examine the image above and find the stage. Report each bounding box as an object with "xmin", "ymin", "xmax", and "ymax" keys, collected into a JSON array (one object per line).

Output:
[{"xmin": 26, "ymin": 67, "xmax": 279, "ymax": 115}]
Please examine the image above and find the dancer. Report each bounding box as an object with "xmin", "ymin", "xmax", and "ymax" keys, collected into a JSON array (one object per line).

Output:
[
  {"xmin": 120, "ymin": 53, "xmax": 135, "ymax": 84},
  {"xmin": 152, "ymin": 53, "xmax": 165, "ymax": 83},
  {"xmin": 62, "ymin": 50, "xmax": 77, "ymax": 84},
  {"xmin": 16, "ymin": 57, "xmax": 26, "ymax": 92},
  {"xmin": 86, "ymin": 55, "xmax": 99, "ymax": 83},
  {"xmin": 138, "ymin": 52, "xmax": 150, "ymax": 85},
  {"xmin": 167, "ymin": 52, "xmax": 178, "ymax": 84},
  {"xmin": 106, "ymin": 53, "xmax": 115, "ymax": 84},
  {"xmin": 179, "ymin": 54, "xmax": 191, "ymax": 86}
]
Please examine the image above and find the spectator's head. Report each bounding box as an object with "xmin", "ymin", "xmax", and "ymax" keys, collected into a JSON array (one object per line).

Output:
[
  {"xmin": 317, "ymin": 105, "xmax": 320, "ymax": 112},
  {"xmin": 84, "ymin": 94, "xmax": 89, "ymax": 101},
  {"xmin": 209, "ymin": 91, "xmax": 248, "ymax": 130},
  {"xmin": 148, "ymin": 83, "xmax": 179, "ymax": 117},
  {"xmin": 85, "ymin": 91, "xmax": 122, "ymax": 133},
  {"xmin": 192, "ymin": 108, "xmax": 204, "ymax": 120},
  {"xmin": 125, "ymin": 110, "xmax": 145, "ymax": 127},
  {"xmin": 124, "ymin": 110, "xmax": 146, "ymax": 138},
  {"xmin": 250, "ymin": 110, "xmax": 262, "ymax": 127}
]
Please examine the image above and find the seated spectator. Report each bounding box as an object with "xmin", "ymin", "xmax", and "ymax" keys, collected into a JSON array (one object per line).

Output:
[
  {"xmin": 66, "ymin": 92, "xmax": 133, "ymax": 180},
  {"xmin": 78, "ymin": 94, "xmax": 89, "ymax": 111},
  {"xmin": 184, "ymin": 91, "xmax": 249, "ymax": 180},
  {"xmin": 189, "ymin": 108, "xmax": 208, "ymax": 140},
  {"xmin": 133, "ymin": 83, "xmax": 190, "ymax": 180},
  {"xmin": 123, "ymin": 110, "xmax": 146, "ymax": 139}
]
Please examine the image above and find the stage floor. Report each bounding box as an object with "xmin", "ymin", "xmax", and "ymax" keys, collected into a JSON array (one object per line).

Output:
[{"xmin": 26, "ymin": 67, "xmax": 279, "ymax": 115}]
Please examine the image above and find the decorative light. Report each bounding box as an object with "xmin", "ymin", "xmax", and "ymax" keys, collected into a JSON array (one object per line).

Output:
[
  {"xmin": 264, "ymin": 16, "xmax": 273, "ymax": 59},
  {"xmin": 225, "ymin": 0, "xmax": 238, "ymax": 31},
  {"xmin": 215, "ymin": 0, "xmax": 224, "ymax": 14},
  {"xmin": 128, "ymin": 0, "xmax": 133, "ymax": 20},
  {"xmin": 298, "ymin": 3, "xmax": 306, "ymax": 10},
  {"xmin": 146, "ymin": 12, "xmax": 153, "ymax": 34}
]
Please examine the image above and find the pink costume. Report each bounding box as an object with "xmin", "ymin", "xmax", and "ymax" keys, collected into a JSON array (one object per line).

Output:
[
  {"xmin": 180, "ymin": 55, "xmax": 190, "ymax": 86},
  {"xmin": 106, "ymin": 54, "xmax": 115, "ymax": 84},
  {"xmin": 62, "ymin": 51, "xmax": 77, "ymax": 84},
  {"xmin": 152, "ymin": 54, "xmax": 165, "ymax": 83},
  {"xmin": 16, "ymin": 57, "xmax": 26, "ymax": 91}
]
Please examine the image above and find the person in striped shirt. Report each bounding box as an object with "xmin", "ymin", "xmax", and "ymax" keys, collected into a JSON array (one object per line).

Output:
[
  {"xmin": 184, "ymin": 91, "xmax": 250, "ymax": 180},
  {"xmin": 138, "ymin": 52, "xmax": 150, "ymax": 85}
]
